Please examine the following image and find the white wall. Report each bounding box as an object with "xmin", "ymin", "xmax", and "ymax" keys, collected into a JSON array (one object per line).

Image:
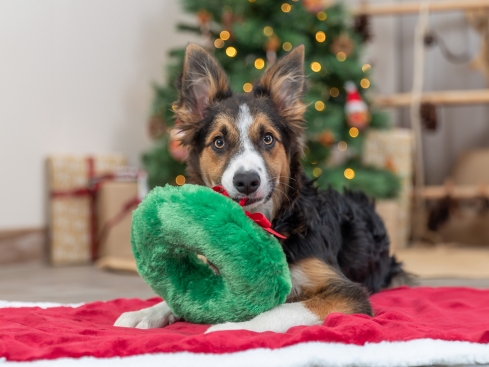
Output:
[{"xmin": 0, "ymin": 0, "xmax": 195, "ymax": 229}]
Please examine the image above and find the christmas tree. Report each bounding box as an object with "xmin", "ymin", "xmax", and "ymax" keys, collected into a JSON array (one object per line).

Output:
[{"xmin": 144, "ymin": 0, "xmax": 400, "ymax": 199}]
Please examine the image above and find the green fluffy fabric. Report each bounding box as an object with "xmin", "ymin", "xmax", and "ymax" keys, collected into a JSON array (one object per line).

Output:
[{"xmin": 131, "ymin": 184, "xmax": 292, "ymax": 324}]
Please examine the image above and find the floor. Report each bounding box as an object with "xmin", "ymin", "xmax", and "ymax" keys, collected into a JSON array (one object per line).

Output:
[
  {"xmin": 1, "ymin": 260, "xmax": 489, "ymax": 303},
  {"xmin": 0, "ymin": 261, "xmax": 155, "ymax": 303}
]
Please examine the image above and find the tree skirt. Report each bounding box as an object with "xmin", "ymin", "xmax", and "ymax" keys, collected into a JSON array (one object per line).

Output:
[{"xmin": 1, "ymin": 287, "xmax": 489, "ymax": 367}]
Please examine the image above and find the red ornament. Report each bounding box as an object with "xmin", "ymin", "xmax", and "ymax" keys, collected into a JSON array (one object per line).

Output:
[
  {"xmin": 168, "ymin": 126, "xmax": 188, "ymax": 162},
  {"xmin": 344, "ymin": 81, "xmax": 370, "ymax": 130}
]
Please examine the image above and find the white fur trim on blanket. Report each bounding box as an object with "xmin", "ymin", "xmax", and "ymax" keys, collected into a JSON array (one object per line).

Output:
[
  {"xmin": 1, "ymin": 301, "xmax": 488, "ymax": 367},
  {"xmin": 1, "ymin": 339, "xmax": 489, "ymax": 367},
  {"xmin": 0, "ymin": 300, "xmax": 83, "ymax": 309}
]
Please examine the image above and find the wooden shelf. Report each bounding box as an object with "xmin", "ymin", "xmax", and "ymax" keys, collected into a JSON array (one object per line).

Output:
[
  {"xmin": 353, "ymin": 0, "xmax": 489, "ymax": 16},
  {"xmin": 373, "ymin": 89, "xmax": 489, "ymax": 108},
  {"xmin": 417, "ymin": 184, "xmax": 489, "ymax": 200}
]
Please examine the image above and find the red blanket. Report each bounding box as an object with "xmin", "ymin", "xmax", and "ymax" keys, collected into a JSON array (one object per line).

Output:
[{"xmin": 2, "ymin": 287, "xmax": 489, "ymax": 365}]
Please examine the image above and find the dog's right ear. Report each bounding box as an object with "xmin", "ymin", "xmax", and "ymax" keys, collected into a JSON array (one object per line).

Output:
[{"xmin": 174, "ymin": 44, "xmax": 231, "ymax": 137}]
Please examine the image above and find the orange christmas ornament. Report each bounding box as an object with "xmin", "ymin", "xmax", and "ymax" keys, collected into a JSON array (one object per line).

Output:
[
  {"xmin": 318, "ymin": 131, "xmax": 335, "ymax": 146},
  {"xmin": 330, "ymin": 33, "xmax": 355, "ymax": 56},
  {"xmin": 197, "ymin": 10, "xmax": 212, "ymax": 25},
  {"xmin": 265, "ymin": 35, "xmax": 281, "ymax": 52},
  {"xmin": 265, "ymin": 35, "xmax": 281, "ymax": 65},
  {"xmin": 384, "ymin": 157, "xmax": 397, "ymax": 173}
]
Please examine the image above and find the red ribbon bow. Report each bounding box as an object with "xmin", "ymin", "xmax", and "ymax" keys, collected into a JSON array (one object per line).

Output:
[{"xmin": 213, "ymin": 186, "xmax": 287, "ymax": 239}]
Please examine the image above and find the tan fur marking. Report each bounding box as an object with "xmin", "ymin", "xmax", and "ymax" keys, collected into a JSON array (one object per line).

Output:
[
  {"xmin": 304, "ymin": 294, "xmax": 358, "ymax": 320},
  {"xmin": 291, "ymin": 258, "xmax": 373, "ymax": 319},
  {"xmin": 199, "ymin": 114, "xmax": 239, "ymax": 186},
  {"xmin": 291, "ymin": 258, "xmax": 342, "ymax": 298}
]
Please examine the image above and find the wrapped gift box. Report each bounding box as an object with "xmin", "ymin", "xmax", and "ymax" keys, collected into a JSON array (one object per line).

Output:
[
  {"xmin": 363, "ymin": 128, "xmax": 413, "ymax": 249},
  {"xmin": 95, "ymin": 181, "xmax": 140, "ymax": 272},
  {"xmin": 47, "ymin": 155, "xmax": 126, "ymax": 265}
]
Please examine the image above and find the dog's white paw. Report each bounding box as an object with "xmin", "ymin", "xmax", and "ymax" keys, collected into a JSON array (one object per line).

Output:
[{"xmin": 114, "ymin": 301, "xmax": 180, "ymax": 329}]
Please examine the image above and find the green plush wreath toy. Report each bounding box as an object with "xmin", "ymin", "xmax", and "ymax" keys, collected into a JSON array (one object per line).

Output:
[{"xmin": 131, "ymin": 184, "xmax": 292, "ymax": 324}]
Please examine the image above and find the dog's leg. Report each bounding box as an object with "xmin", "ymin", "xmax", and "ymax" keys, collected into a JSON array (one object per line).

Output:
[
  {"xmin": 206, "ymin": 258, "xmax": 371, "ymax": 333},
  {"xmin": 114, "ymin": 301, "xmax": 181, "ymax": 329},
  {"xmin": 205, "ymin": 288, "xmax": 370, "ymax": 333}
]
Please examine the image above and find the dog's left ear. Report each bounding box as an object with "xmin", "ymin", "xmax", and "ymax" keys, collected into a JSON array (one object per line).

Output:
[
  {"xmin": 255, "ymin": 45, "xmax": 306, "ymax": 130},
  {"xmin": 174, "ymin": 43, "xmax": 231, "ymax": 141}
]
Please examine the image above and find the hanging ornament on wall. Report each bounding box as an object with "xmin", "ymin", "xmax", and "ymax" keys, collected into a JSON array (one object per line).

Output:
[
  {"xmin": 330, "ymin": 33, "xmax": 355, "ymax": 56},
  {"xmin": 168, "ymin": 122, "xmax": 189, "ymax": 162},
  {"xmin": 353, "ymin": 14, "xmax": 372, "ymax": 43},
  {"xmin": 344, "ymin": 81, "xmax": 370, "ymax": 130},
  {"xmin": 197, "ymin": 10, "xmax": 213, "ymax": 49},
  {"xmin": 265, "ymin": 35, "xmax": 281, "ymax": 65},
  {"xmin": 148, "ymin": 115, "xmax": 167, "ymax": 140},
  {"xmin": 303, "ymin": 0, "xmax": 333, "ymax": 14},
  {"xmin": 420, "ymin": 102, "xmax": 438, "ymax": 131}
]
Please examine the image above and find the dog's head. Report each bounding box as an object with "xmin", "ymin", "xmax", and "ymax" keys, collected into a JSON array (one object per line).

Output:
[{"xmin": 174, "ymin": 43, "xmax": 306, "ymax": 219}]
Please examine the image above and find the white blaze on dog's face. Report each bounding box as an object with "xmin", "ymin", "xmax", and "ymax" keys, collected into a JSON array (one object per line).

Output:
[
  {"xmin": 220, "ymin": 104, "xmax": 270, "ymax": 209},
  {"xmin": 174, "ymin": 43, "xmax": 306, "ymax": 219}
]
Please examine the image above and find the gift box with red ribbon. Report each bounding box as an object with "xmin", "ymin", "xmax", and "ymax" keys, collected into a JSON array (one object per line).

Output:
[
  {"xmin": 47, "ymin": 155, "xmax": 127, "ymax": 265},
  {"xmin": 95, "ymin": 178, "xmax": 147, "ymax": 272}
]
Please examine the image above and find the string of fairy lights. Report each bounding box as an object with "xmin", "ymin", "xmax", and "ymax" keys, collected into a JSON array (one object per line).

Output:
[{"xmin": 174, "ymin": 2, "xmax": 372, "ymax": 186}]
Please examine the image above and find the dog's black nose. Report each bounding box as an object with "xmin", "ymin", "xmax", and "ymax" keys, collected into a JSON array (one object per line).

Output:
[{"xmin": 233, "ymin": 170, "xmax": 261, "ymax": 195}]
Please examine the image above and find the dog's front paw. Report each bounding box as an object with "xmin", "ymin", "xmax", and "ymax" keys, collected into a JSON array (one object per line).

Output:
[
  {"xmin": 114, "ymin": 310, "xmax": 176, "ymax": 329},
  {"xmin": 114, "ymin": 302, "xmax": 180, "ymax": 329}
]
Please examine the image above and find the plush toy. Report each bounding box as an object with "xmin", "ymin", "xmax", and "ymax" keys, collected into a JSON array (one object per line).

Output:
[{"xmin": 131, "ymin": 184, "xmax": 292, "ymax": 324}]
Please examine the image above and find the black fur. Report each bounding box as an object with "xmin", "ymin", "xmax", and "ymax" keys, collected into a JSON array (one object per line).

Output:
[{"xmin": 274, "ymin": 173, "xmax": 405, "ymax": 294}]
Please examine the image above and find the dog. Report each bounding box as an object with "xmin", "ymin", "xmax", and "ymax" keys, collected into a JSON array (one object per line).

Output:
[{"xmin": 114, "ymin": 43, "xmax": 408, "ymax": 333}]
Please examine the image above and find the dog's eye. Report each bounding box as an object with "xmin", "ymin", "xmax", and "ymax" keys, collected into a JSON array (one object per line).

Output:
[
  {"xmin": 263, "ymin": 133, "xmax": 274, "ymax": 145},
  {"xmin": 214, "ymin": 137, "xmax": 225, "ymax": 149}
]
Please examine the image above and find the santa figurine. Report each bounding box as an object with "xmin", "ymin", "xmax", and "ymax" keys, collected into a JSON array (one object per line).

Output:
[{"xmin": 344, "ymin": 81, "xmax": 370, "ymax": 130}]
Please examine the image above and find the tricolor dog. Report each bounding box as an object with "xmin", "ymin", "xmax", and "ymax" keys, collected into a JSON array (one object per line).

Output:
[{"xmin": 115, "ymin": 44, "xmax": 408, "ymax": 333}]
